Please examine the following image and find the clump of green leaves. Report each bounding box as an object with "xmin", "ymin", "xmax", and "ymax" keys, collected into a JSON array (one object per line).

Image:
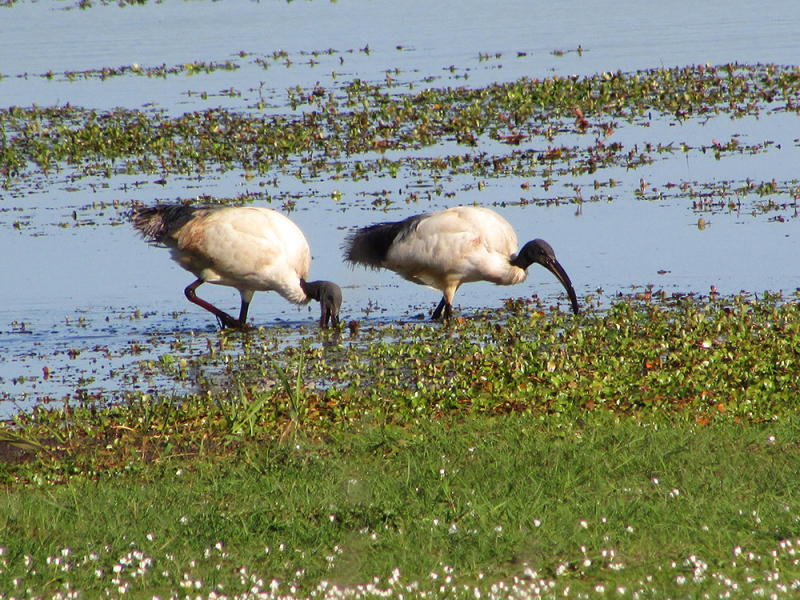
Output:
[
  {"xmin": 3, "ymin": 63, "xmax": 800, "ymax": 192},
  {"xmin": 2, "ymin": 292, "xmax": 798, "ymax": 484}
]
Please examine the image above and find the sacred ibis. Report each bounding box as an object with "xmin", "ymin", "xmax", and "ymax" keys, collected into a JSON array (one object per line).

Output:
[
  {"xmin": 132, "ymin": 204, "xmax": 342, "ymax": 329},
  {"xmin": 344, "ymin": 205, "xmax": 579, "ymax": 319}
]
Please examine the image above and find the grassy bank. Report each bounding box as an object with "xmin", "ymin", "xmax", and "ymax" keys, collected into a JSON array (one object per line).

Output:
[
  {"xmin": 2, "ymin": 293, "xmax": 800, "ymax": 598},
  {"xmin": 2, "ymin": 415, "xmax": 800, "ymax": 598}
]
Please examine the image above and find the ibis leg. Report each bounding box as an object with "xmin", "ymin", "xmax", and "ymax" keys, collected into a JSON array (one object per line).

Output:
[
  {"xmin": 238, "ymin": 298, "xmax": 250, "ymax": 327},
  {"xmin": 184, "ymin": 279, "xmax": 242, "ymax": 329},
  {"xmin": 432, "ymin": 297, "xmax": 452, "ymax": 321}
]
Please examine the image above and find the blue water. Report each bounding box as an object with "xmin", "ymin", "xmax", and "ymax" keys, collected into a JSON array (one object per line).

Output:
[{"xmin": 1, "ymin": 0, "xmax": 799, "ymax": 414}]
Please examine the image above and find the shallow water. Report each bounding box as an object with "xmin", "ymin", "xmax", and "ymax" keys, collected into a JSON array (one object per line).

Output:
[{"xmin": 1, "ymin": 0, "xmax": 799, "ymax": 415}]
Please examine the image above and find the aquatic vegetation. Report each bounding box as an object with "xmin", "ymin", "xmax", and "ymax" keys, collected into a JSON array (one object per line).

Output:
[
  {"xmin": 3, "ymin": 292, "xmax": 798, "ymax": 479},
  {"xmin": 2, "ymin": 63, "xmax": 800, "ymax": 212}
]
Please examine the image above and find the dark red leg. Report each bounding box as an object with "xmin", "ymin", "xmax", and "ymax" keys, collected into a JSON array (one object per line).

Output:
[{"xmin": 184, "ymin": 279, "xmax": 242, "ymax": 329}]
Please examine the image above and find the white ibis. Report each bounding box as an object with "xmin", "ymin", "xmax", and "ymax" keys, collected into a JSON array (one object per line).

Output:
[
  {"xmin": 132, "ymin": 204, "xmax": 342, "ymax": 329},
  {"xmin": 344, "ymin": 205, "xmax": 579, "ymax": 319}
]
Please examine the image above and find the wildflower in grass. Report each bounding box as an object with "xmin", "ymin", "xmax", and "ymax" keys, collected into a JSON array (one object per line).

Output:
[
  {"xmin": 676, "ymin": 575, "xmax": 686, "ymax": 584},
  {"xmin": 533, "ymin": 519, "xmax": 542, "ymax": 527},
  {"xmin": 580, "ymin": 520, "xmax": 588, "ymax": 528},
  {"xmin": 595, "ymin": 584, "xmax": 605, "ymax": 593}
]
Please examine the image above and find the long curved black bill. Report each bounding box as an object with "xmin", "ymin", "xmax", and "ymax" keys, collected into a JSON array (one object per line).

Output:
[{"xmin": 542, "ymin": 257, "xmax": 580, "ymax": 315}]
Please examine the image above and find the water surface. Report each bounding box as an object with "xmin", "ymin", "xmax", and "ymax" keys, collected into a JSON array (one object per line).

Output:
[{"xmin": 1, "ymin": 0, "xmax": 798, "ymax": 414}]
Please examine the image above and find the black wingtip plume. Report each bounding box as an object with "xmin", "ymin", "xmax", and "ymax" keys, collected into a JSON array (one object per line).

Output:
[
  {"xmin": 344, "ymin": 214, "xmax": 425, "ymax": 269},
  {"xmin": 131, "ymin": 204, "xmax": 202, "ymax": 244}
]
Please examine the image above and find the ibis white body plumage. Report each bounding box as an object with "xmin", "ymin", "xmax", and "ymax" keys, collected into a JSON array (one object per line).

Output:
[
  {"xmin": 132, "ymin": 204, "xmax": 341, "ymax": 328},
  {"xmin": 344, "ymin": 205, "xmax": 578, "ymax": 319}
]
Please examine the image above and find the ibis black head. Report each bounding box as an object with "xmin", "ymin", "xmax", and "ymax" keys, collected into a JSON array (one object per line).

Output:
[
  {"xmin": 511, "ymin": 239, "xmax": 580, "ymax": 315},
  {"xmin": 302, "ymin": 280, "xmax": 342, "ymax": 328}
]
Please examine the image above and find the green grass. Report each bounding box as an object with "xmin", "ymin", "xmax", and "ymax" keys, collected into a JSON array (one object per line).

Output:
[
  {"xmin": 2, "ymin": 415, "xmax": 800, "ymax": 598},
  {"xmin": 2, "ymin": 294, "xmax": 799, "ymax": 599}
]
